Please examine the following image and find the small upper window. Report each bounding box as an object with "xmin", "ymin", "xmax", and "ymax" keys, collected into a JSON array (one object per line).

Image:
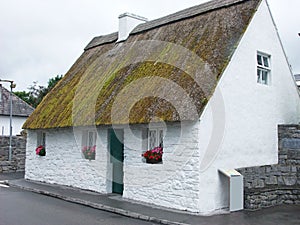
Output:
[
  {"xmin": 0, "ymin": 85, "xmax": 3, "ymax": 102},
  {"xmin": 257, "ymin": 52, "xmax": 271, "ymax": 85}
]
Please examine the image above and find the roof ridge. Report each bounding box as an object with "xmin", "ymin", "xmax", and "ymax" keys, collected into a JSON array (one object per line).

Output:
[
  {"xmin": 131, "ymin": 0, "xmax": 247, "ymax": 34},
  {"xmin": 84, "ymin": 0, "xmax": 249, "ymax": 51},
  {"xmin": 84, "ymin": 32, "xmax": 118, "ymax": 50}
]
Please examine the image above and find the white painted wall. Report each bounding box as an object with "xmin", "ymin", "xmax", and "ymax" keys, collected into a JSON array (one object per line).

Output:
[
  {"xmin": 25, "ymin": 127, "xmax": 110, "ymax": 193},
  {"xmin": 123, "ymin": 122, "xmax": 201, "ymax": 212},
  {"xmin": 26, "ymin": 122, "xmax": 202, "ymax": 213},
  {"xmin": 195, "ymin": 0, "xmax": 300, "ymax": 213},
  {"xmin": 0, "ymin": 115, "xmax": 27, "ymax": 135}
]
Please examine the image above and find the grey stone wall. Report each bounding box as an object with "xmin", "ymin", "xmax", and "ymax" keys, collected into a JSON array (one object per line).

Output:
[
  {"xmin": 238, "ymin": 125, "xmax": 300, "ymax": 210},
  {"xmin": 0, "ymin": 136, "xmax": 26, "ymax": 173}
]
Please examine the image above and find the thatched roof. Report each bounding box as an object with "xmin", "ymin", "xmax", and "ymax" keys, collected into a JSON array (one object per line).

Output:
[
  {"xmin": 0, "ymin": 85, "xmax": 34, "ymax": 117},
  {"xmin": 24, "ymin": 0, "xmax": 262, "ymax": 129}
]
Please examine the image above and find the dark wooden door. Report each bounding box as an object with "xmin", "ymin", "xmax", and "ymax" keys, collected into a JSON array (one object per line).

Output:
[{"xmin": 110, "ymin": 129, "xmax": 124, "ymax": 195}]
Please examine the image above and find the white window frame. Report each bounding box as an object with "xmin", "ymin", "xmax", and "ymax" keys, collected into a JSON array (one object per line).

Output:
[
  {"xmin": 148, "ymin": 128, "xmax": 164, "ymax": 150},
  {"xmin": 257, "ymin": 52, "xmax": 271, "ymax": 85},
  {"xmin": 37, "ymin": 131, "xmax": 46, "ymax": 148},
  {"xmin": 81, "ymin": 130, "xmax": 97, "ymax": 148}
]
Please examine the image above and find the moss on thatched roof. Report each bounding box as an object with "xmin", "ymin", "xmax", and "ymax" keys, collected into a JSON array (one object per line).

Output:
[{"xmin": 24, "ymin": 0, "xmax": 261, "ymax": 129}]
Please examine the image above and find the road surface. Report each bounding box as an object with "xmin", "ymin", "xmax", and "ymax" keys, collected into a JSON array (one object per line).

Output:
[{"xmin": 0, "ymin": 185, "xmax": 157, "ymax": 225}]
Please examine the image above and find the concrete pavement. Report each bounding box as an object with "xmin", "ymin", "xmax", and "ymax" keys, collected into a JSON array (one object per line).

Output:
[{"xmin": 1, "ymin": 173, "xmax": 300, "ymax": 225}]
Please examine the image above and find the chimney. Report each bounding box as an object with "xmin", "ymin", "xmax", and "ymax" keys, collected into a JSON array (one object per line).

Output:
[{"xmin": 118, "ymin": 13, "xmax": 148, "ymax": 42}]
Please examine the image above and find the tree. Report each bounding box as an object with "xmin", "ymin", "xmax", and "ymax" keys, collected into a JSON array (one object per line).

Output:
[
  {"xmin": 14, "ymin": 75, "xmax": 63, "ymax": 108},
  {"xmin": 13, "ymin": 91, "xmax": 31, "ymax": 104},
  {"xmin": 47, "ymin": 75, "xmax": 63, "ymax": 90}
]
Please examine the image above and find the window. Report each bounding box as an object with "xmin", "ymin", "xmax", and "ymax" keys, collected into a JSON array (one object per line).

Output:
[
  {"xmin": 257, "ymin": 52, "xmax": 271, "ymax": 85},
  {"xmin": 37, "ymin": 132, "xmax": 46, "ymax": 147},
  {"xmin": 81, "ymin": 130, "xmax": 97, "ymax": 160},
  {"xmin": 82, "ymin": 130, "xmax": 97, "ymax": 147},
  {"xmin": 148, "ymin": 128, "xmax": 164, "ymax": 150}
]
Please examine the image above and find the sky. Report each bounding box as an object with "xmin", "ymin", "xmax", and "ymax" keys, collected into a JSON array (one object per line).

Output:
[{"xmin": 0, "ymin": 0, "xmax": 299, "ymax": 91}]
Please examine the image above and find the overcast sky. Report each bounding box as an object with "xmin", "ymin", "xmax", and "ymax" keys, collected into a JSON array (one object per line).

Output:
[{"xmin": 0, "ymin": 0, "xmax": 299, "ymax": 91}]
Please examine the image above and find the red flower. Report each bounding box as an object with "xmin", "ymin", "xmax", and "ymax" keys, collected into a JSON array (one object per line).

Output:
[
  {"xmin": 142, "ymin": 146, "xmax": 163, "ymax": 161},
  {"xmin": 35, "ymin": 145, "xmax": 46, "ymax": 156},
  {"xmin": 82, "ymin": 146, "xmax": 96, "ymax": 160}
]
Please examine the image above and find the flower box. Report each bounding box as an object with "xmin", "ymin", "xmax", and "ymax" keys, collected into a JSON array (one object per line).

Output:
[
  {"xmin": 146, "ymin": 158, "xmax": 162, "ymax": 164},
  {"xmin": 142, "ymin": 146, "xmax": 163, "ymax": 164},
  {"xmin": 82, "ymin": 145, "xmax": 96, "ymax": 160},
  {"xmin": 36, "ymin": 145, "xmax": 46, "ymax": 156}
]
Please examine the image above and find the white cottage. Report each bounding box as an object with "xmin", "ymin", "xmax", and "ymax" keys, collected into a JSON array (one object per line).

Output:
[
  {"xmin": 24, "ymin": 0, "xmax": 300, "ymax": 214},
  {"xmin": 0, "ymin": 84, "xmax": 34, "ymax": 135}
]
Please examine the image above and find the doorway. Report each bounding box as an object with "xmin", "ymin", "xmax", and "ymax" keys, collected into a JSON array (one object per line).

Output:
[{"xmin": 109, "ymin": 129, "xmax": 124, "ymax": 195}]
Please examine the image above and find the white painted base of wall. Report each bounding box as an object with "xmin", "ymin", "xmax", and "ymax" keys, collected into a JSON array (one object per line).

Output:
[
  {"xmin": 25, "ymin": 128, "xmax": 110, "ymax": 193},
  {"xmin": 25, "ymin": 122, "xmax": 203, "ymax": 213}
]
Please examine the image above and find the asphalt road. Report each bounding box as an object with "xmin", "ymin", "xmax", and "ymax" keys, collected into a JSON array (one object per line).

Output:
[{"xmin": 0, "ymin": 186, "xmax": 157, "ymax": 225}]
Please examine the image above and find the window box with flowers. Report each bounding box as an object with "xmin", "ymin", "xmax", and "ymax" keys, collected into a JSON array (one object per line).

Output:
[
  {"xmin": 36, "ymin": 145, "xmax": 46, "ymax": 156},
  {"xmin": 82, "ymin": 146, "xmax": 96, "ymax": 160},
  {"xmin": 142, "ymin": 146, "xmax": 163, "ymax": 164}
]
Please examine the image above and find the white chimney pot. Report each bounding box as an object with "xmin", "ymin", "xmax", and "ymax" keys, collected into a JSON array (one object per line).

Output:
[{"xmin": 118, "ymin": 13, "xmax": 148, "ymax": 42}]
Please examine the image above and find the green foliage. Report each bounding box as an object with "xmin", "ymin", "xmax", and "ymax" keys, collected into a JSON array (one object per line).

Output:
[
  {"xmin": 47, "ymin": 75, "xmax": 63, "ymax": 90},
  {"xmin": 14, "ymin": 75, "xmax": 63, "ymax": 108},
  {"xmin": 13, "ymin": 91, "xmax": 31, "ymax": 104}
]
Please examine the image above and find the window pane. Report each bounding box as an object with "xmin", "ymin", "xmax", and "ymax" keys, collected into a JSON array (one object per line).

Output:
[
  {"xmin": 82, "ymin": 131, "xmax": 88, "ymax": 147},
  {"xmin": 37, "ymin": 132, "xmax": 46, "ymax": 150},
  {"xmin": 159, "ymin": 130, "xmax": 164, "ymax": 147},
  {"xmin": 257, "ymin": 55, "xmax": 262, "ymax": 66},
  {"xmin": 42, "ymin": 133, "xmax": 46, "ymax": 147},
  {"xmin": 263, "ymin": 56, "xmax": 269, "ymax": 68},
  {"xmin": 262, "ymin": 71, "xmax": 268, "ymax": 84},
  {"xmin": 37, "ymin": 132, "xmax": 42, "ymax": 146},
  {"xmin": 88, "ymin": 132, "xmax": 94, "ymax": 146},
  {"xmin": 257, "ymin": 69, "xmax": 262, "ymax": 83},
  {"xmin": 149, "ymin": 130, "xmax": 157, "ymax": 149}
]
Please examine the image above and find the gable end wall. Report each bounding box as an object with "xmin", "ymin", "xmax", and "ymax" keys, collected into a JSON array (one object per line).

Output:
[{"xmin": 196, "ymin": 0, "xmax": 300, "ymax": 213}]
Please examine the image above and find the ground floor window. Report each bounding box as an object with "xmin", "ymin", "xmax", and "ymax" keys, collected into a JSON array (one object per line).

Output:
[
  {"xmin": 81, "ymin": 130, "xmax": 97, "ymax": 160},
  {"xmin": 36, "ymin": 131, "xmax": 46, "ymax": 156},
  {"xmin": 37, "ymin": 131, "xmax": 46, "ymax": 148},
  {"xmin": 148, "ymin": 128, "xmax": 164, "ymax": 150},
  {"xmin": 141, "ymin": 128, "xmax": 164, "ymax": 164}
]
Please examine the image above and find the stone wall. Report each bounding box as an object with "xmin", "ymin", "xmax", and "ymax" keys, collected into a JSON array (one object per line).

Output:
[
  {"xmin": 0, "ymin": 136, "xmax": 26, "ymax": 173},
  {"xmin": 238, "ymin": 125, "xmax": 300, "ymax": 210}
]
